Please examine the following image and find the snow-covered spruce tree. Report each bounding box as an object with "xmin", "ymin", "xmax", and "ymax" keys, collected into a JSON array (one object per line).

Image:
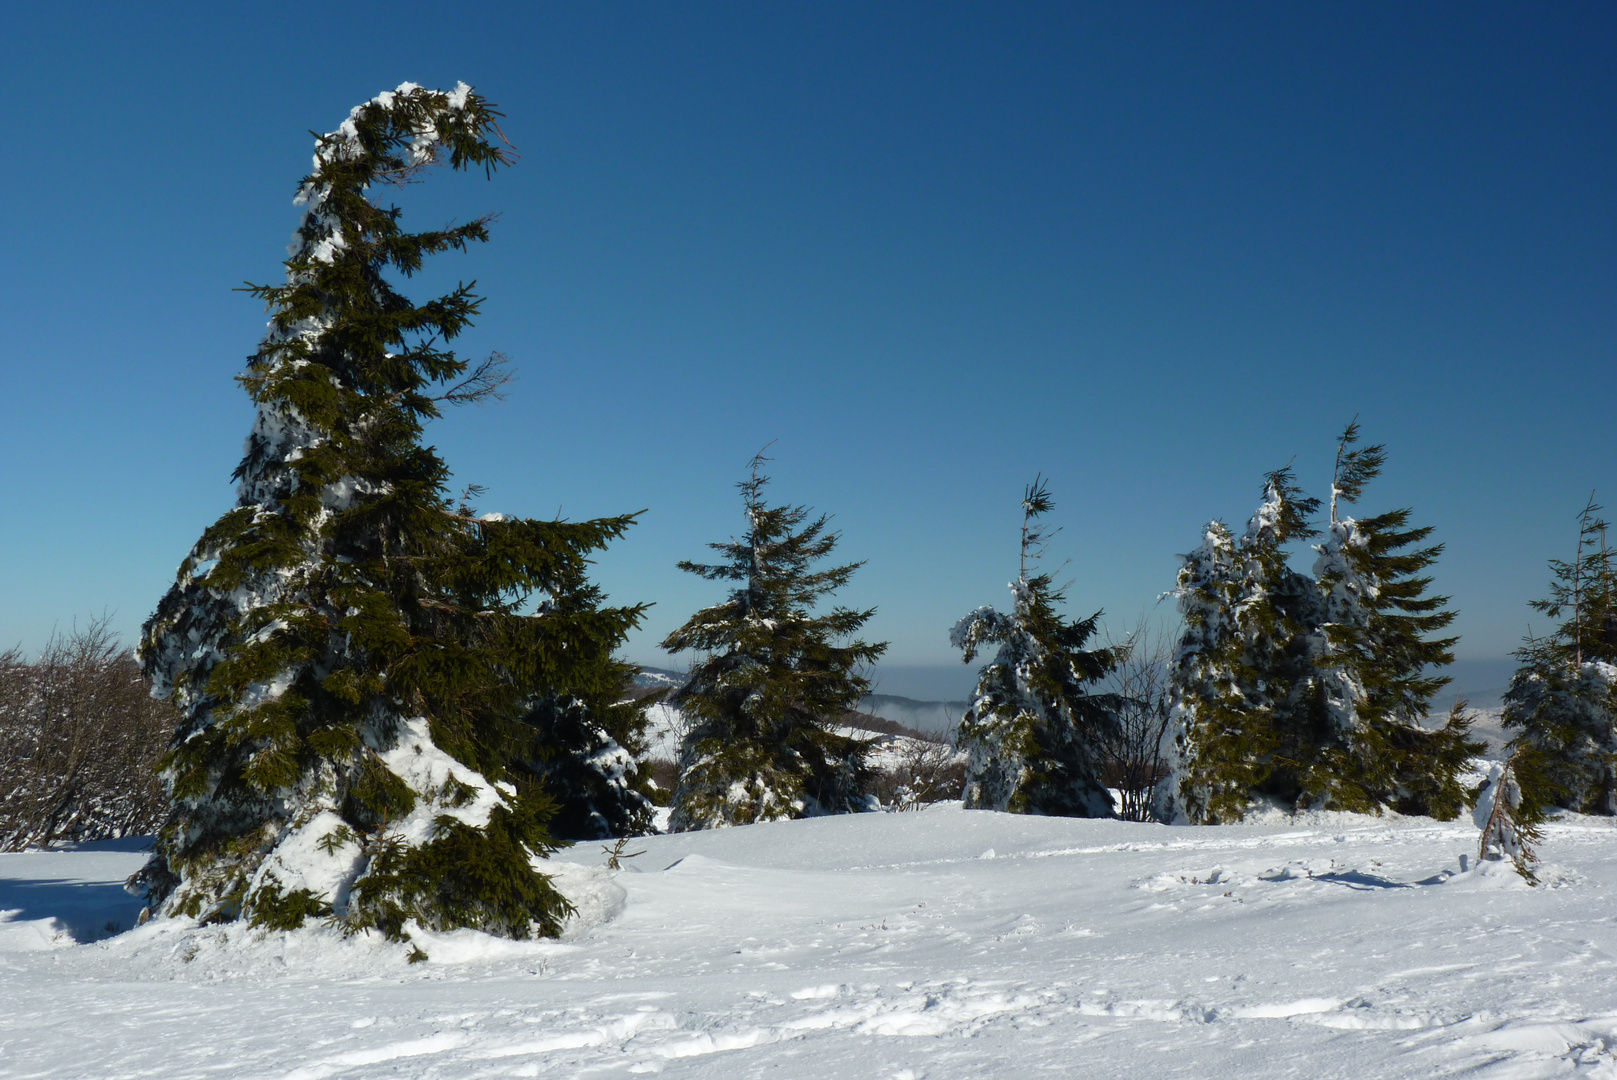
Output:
[
  {"xmin": 951, "ymin": 478, "xmax": 1121, "ymax": 816},
  {"xmin": 1475, "ymin": 745, "xmax": 1553, "ymax": 883},
  {"xmin": 1502, "ymin": 496, "xmax": 1617, "ymax": 814},
  {"xmin": 135, "ymin": 84, "xmax": 649, "ymax": 942},
  {"xmin": 1155, "ymin": 518, "xmax": 1246, "ymax": 823},
  {"xmin": 518, "ymin": 650, "xmax": 657, "ymax": 841},
  {"xmin": 661, "ymin": 455, "xmax": 886, "ymax": 830},
  {"xmin": 1308, "ymin": 422, "xmax": 1481, "ymax": 818},
  {"xmin": 1163, "ymin": 469, "xmax": 1323, "ymax": 823}
]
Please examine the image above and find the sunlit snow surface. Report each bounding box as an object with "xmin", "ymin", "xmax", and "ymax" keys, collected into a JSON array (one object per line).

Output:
[{"xmin": 5, "ymin": 809, "xmax": 1617, "ymax": 1078}]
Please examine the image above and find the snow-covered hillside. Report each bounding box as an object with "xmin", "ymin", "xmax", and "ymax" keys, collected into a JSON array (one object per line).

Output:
[
  {"xmin": 1466, "ymin": 704, "xmax": 1511, "ymax": 755},
  {"xmin": 5, "ymin": 809, "xmax": 1617, "ymax": 1078}
]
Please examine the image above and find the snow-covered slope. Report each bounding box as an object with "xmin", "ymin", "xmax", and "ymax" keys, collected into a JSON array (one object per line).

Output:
[
  {"xmin": 1466, "ymin": 703, "xmax": 1511, "ymax": 755},
  {"xmin": 5, "ymin": 808, "xmax": 1617, "ymax": 1078}
]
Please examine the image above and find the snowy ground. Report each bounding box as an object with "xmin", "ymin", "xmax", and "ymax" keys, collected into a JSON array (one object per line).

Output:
[{"xmin": 5, "ymin": 809, "xmax": 1617, "ymax": 1079}]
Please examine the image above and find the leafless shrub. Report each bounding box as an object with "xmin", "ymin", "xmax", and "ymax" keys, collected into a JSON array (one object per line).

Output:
[
  {"xmin": 1101, "ymin": 618, "xmax": 1176, "ymax": 822},
  {"xmin": 874, "ymin": 737, "xmax": 966, "ymax": 811},
  {"xmin": 0, "ymin": 618, "xmax": 176, "ymax": 850}
]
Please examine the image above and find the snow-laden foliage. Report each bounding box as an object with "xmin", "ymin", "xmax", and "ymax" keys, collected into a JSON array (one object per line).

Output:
[
  {"xmin": 1306, "ymin": 424, "xmax": 1480, "ymax": 817},
  {"xmin": 1162, "ymin": 472, "xmax": 1322, "ymax": 823},
  {"xmin": 1503, "ymin": 497, "xmax": 1617, "ymax": 814},
  {"xmin": 1502, "ymin": 663, "xmax": 1616, "ymax": 814},
  {"xmin": 952, "ymin": 479, "xmax": 1120, "ymax": 817},
  {"xmin": 522, "ymin": 688, "xmax": 655, "ymax": 840},
  {"xmin": 136, "ymin": 83, "xmax": 649, "ymax": 944},
  {"xmin": 1475, "ymin": 748, "xmax": 1552, "ymax": 883},
  {"xmin": 662, "ymin": 454, "xmax": 886, "ymax": 831},
  {"xmin": 1164, "ymin": 427, "xmax": 1479, "ymax": 824}
]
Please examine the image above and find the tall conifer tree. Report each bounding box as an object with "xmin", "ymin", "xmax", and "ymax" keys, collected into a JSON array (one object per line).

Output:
[
  {"xmin": 1503, "ymin": 496, "xmax": 1617, "ymax": 814},
  {"xmin": 1164, "ymin": 469, "xmax": 1322, "ymax": 823},
  {"xmin": 1309, "ymin": 422, "xmax": 1480, "ymax": 817},
  {"xmin": 1166, "ymin": 432, "xmax": 1480, "ymax": 823},
  {"xmin": 952, "ymin": 479, "xmax": 1121, "ymax": 816},
  {"xmin": 662, "ymin": 455, "xmax": 886, "ymax": 830},
  {"xmin": 135, "ymin": 84, "xmax": 648, "ymax": 942}
]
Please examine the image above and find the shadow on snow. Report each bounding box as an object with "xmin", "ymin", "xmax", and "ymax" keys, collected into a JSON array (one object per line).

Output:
[{"xmin": 0, "ymin": 837, "xmax": 153, "ymax": 942}]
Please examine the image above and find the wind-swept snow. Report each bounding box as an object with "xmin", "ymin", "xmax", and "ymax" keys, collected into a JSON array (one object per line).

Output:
[{"xmin": 5, "ymin": 808, "xmax": 1617, "ymax": 1077}]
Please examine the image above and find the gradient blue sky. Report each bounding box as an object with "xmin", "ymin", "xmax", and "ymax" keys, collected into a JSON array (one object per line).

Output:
[{"xmin": 2, "ymin": 3, "xmax": 1612, "ymax": 697}]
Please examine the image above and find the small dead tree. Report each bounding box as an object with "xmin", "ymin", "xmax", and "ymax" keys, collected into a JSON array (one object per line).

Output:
[
  {"xmin": 0, "ymin": 618, "xmax": 175, "ymax": 850},
  {"xmin": 600, "ymin": 836, "xmax": 647, "ymax": 870},
  {"xmin": 1101, "ymin": 618, "xmax": 1176, "ymax": 822}
]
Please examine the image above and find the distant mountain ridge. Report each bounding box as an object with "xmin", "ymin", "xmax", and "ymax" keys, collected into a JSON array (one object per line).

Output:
[
  {"xmin": 632, "ymin": 667, "xmax": 964, "ymax": 739},
  {"xmin": 858, "ymin": 694, "xmax": 967, "ymax": 738}
]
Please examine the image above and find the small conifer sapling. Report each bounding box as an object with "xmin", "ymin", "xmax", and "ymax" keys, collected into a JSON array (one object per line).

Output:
[{"xmin": 1476, "ymin": 744, "xmax": 1553, "ymax": 884}]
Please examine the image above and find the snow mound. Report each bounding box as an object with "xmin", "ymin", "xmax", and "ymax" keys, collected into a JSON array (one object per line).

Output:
[
  {"xmin": 548, "ymin": 859, "xmax": 627, "ymax": 938},
  {"xmin": 8, "ymin": 809, "xmax": 1617, "ymax": 1078}
]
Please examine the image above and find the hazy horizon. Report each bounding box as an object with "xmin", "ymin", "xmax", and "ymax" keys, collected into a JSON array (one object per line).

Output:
[{"xmin": 627, "ymin": 657, "xmax": 1523, "ymax": 707}]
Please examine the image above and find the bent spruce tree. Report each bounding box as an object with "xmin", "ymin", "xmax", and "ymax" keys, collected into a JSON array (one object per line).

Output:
[
  {"xmin": 135, "ymin": 83, "xmax": 647, "ymax": 943},
  {"xmin": 952, "ymin": 478, "xmax": 1121, "ymax": 816},
  {"xmin": 1308, "ymin": 422, "xmax": 1481, "ymax": 817},
  {"xmin": 1165, "ymin": 430, "xmax": 1479, "ymax": 824}
]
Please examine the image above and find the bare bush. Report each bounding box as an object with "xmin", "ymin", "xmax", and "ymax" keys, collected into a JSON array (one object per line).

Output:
[
  {"xmin": 874, "ymin": 737, "xmax": 967, "ymax": 811},
  {"xmin": 0, "ymin": 618, "xmax": 176, "ymax": 850},
  {"xmin": 1101, "ymin": 619, "xmax": 1176, "ymax": 822}
]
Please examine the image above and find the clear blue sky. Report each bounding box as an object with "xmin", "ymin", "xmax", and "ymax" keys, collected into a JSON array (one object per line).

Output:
[{"xmin": 1, "ymin": 3, "xmax": 1612, "ymax": 696}]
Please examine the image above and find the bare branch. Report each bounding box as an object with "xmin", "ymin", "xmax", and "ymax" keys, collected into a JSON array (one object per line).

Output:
[
  {"xmin": 0, "ymin": 617, "xmax": 175, "ymax": 851},
  {"xmin": 431, "ymin": 351, "xmax": 515, "ymax": 407},
  {"xmin": 1100, "ymin": 616, "xmax": 1177, "ymax": 821}
]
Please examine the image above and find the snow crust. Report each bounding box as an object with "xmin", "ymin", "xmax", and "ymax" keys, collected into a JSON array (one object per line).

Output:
[
  {"xmin": 374, "ymin": 716, "xmax": 507, "ymax": 843},
  {"xmin": 248, "ymin": 810, "xmax": 365, "ymax": 911},
  {"xmin": 7, "ymin": 809, "xmax": 1617, "ymax": 1077}
]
